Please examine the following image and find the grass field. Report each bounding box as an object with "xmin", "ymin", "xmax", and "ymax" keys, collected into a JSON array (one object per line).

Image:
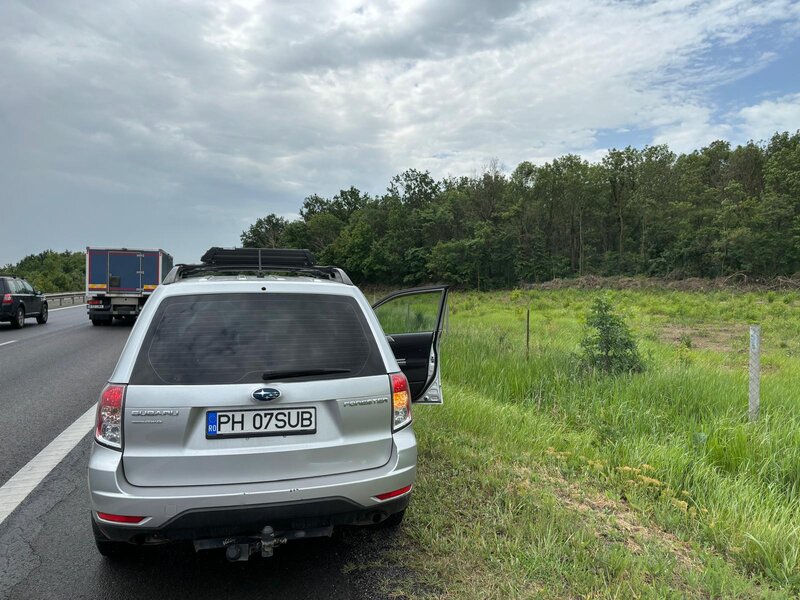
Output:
[{"xmin": 381, "ymin": 288, "xmax": 800, "ymax": 598}]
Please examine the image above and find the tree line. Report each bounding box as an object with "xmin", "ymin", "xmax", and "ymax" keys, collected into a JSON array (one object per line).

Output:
[
  {"xmin": 241, "ymin": 131, "xmax": 800, "ymax": 288},
  {"xmin": 1, "ymin": 250, "xmax": 85, "ymax": 293},
  {"xmin": 4, "ymin": 132, "xmax": 799, "ymax": 293}
]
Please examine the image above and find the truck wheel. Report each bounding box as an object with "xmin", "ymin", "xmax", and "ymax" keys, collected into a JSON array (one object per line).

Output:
[
  {"xmin": 91, "ymin": 518, "xmax": 135, "ymax": 560},
  {"xmin": 91, "ymin": 319, "xmax": 101, "ymax": 326},
  {"xmin": 36, "ymin": 303, "xmax": 48, "ymax": 324},
  {"xmin": 11, "ymin": 307, "xmax": 25, "ymax": 329}
]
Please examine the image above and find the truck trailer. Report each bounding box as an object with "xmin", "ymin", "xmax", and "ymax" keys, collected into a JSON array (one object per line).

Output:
[{"xmin": 85, "ymin": 247, "xmax": 173, "ymax": 325}]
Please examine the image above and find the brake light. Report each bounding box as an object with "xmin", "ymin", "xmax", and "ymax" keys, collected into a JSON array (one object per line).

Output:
[
  {"xmin": 95, "ymin": 383, "xmax": 126, "ymax": 450},
  {"xmin": 96, "ymin": 512, "xmax": 145, "ymax": 524},
  {"xmin": 2, "ymin": 294, "xmax": 11, "ymax": 305},
  {"xmin": 87, "ymin": 298, "xmax": 103, "ymax": 305},
  {"xmin": 375, "ymin": 485, "xmax": 412, "ymax": 501},
  {"xmin": 390, "ymin": 373, "xmax": 412, "ymax": 432}
]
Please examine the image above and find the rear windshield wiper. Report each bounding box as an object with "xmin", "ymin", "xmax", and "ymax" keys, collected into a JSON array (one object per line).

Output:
[{"xmin": 262, "ymin": 368, "xmax": 351, "ymax": 381}]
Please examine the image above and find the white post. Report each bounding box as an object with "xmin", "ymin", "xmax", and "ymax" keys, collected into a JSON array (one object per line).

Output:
[
  {"xmin": 749, "ymin": 325, "xmax": 761, "ymax": 423},
  {"xmin": 526, "ymin": 307, "xmax": 530, "ymax": 360}
]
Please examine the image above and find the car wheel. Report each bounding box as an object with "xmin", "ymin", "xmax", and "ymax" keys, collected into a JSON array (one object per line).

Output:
[
  {"xmin": 381, "ymin": 509, "xmax": 406, "ymax": 528},
  {"xmin": 91, "ymin": 518, "xmax": 135, "ymax": 560},
  {"xmin": 36, "ymin": 303, "xmax": 48, "ymax": 324},
  {"xmin": 11, "ymin": 306, "xmax": 24, "ymax": 329}
]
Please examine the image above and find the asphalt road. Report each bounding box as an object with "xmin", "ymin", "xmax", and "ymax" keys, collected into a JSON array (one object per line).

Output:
[{"xmin": 0, "ymin": 307, "xmax": 411, "ymax": 600}]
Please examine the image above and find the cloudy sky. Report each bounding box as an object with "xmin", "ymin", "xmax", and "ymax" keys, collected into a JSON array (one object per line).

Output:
[{"xmin": 2, "ymin": 0, "xmax": 800, "ymax": 264}]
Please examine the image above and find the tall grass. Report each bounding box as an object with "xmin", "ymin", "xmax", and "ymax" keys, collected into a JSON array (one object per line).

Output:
[{"xmin": 437, "ymin": 288, "xmax": 800, "ymax": 588}]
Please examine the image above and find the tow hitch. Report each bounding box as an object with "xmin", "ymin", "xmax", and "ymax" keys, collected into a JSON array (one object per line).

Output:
[{"xmin": 193, "ymin": 525, "xmax": 334, "ymax": 561}]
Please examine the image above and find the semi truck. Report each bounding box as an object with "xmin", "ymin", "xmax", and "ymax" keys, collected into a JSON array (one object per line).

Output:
[{"xmin": 85, "ymin": 247, "xmax": 173, "ymax": 325}]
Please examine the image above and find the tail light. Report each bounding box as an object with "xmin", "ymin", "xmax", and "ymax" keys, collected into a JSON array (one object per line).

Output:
[
  {"xmin": 2, "ymin": 294, "xmax": 11, "ymax": 305},
  {"xmin": 95, "ymin": 383, "xmax": 126, "ymax": 450},
  {"xmin": 87, "ymin": 298, "xmax": 103, "ymax": 306},
  {"xmin": 390, "ymin": 373, "xmax": 412, "ymax": 432},
  {"xmin": 96, "ymin": 512, "xmax": 146, "ymax": 524},
  {"xmin": 375, "ymin": 485, "xmax": 413, "ymax": 501}
]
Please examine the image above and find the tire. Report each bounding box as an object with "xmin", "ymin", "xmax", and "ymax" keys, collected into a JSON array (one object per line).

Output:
[
  {"xmin": 382, "ymin": 509, "xmax": 406, "ymax": 528},
  {"xmin": 36, "ymin": 303, "xmax": 48, "ymax": 324},
  {"xmin": 91, "ymin": 319, "xmax": 101, "ymax": 326},
  {"xmin": 11, "ymin": 306, "xmax": 24, "ymax": 329},
  {"xmin": 91, "ymin": 518, "xmax": 135, "ymax": 560}
]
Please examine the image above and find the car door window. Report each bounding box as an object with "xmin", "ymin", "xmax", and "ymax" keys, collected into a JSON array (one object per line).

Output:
[
  {"xmin": 373, "ymin": 287, "xmax": 448, "ymax": 403},
  {"xmin": 374, "ymin": 292, "xmax": 441, "ymax": 335},
  {"xmin": 21, "ymin": 281, "xmax": 34, "ymax": 294}
]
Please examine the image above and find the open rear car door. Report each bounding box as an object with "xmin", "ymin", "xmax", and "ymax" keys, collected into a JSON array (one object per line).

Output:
[{"xmin": 372, "ymin": 286, "xmax": 448, "ymax": 404}]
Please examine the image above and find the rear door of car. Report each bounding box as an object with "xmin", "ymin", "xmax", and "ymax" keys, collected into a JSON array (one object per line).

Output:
[
  {"xmin": 10, "ymin": 280, "xmax": 28, "ymax": 313},
  {"xmin": 20, "ymin": 280, "xmax": 41, "ymax": 314},
  {"xmin": 121, "ymin": 290, "xmax": 395, "ymax": 487},
  {"xmin": 9, "ymin": 280, "xmax": 23, "ymax": 312},
  {"xmin": 372, "ymin": 286, "xmax": 448, "ymax": 404}
]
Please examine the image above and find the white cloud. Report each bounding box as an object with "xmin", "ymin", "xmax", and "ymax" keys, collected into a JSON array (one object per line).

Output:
[
  {"xmin": 737, "ymin": 93, "xmax": 800, "ymax": 142},
  {"xmin": 0, "ymin": 0, "xmax": 799, "ymax": 262}
]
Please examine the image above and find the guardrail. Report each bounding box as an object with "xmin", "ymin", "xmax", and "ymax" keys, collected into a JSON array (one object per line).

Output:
[{"xmin": 44, "ymin": 292, "xmax": 85, "ymax": 307}]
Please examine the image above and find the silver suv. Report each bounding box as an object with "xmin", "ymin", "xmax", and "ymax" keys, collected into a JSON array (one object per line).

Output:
[{"xmin": 88, "ymin": 248, "xmax": 447, "ymax": 561}]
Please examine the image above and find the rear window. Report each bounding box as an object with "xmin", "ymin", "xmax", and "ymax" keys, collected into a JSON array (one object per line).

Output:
[{"xmin": 130, "ymin": 293, "xmax": 384, "ymax": 385}]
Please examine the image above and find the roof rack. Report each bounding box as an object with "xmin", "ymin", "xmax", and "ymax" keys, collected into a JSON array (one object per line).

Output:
[{"xmin": 162, "ymin": 247, "xmax": 353, "ymax": 285}]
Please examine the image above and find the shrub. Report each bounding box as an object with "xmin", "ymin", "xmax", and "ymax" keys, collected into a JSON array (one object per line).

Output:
[{"xmin": 579, "ymin": 297, "xmax": 644, "ymax": 374}]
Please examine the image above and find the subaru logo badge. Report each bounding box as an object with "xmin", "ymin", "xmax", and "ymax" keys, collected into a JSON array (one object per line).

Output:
[{"xmin": 252, "ymin": 388, "xmax": 281, "ymax": 402}]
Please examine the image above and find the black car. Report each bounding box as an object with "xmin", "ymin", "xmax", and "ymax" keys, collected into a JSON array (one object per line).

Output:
[{"xmin": 0, "ymin": 276, "xmax": 48, "ymax": 329}]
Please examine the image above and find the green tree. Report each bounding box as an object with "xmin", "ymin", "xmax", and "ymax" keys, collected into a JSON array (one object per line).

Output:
[
  {"xmin": 240, "ymin": 214, "xmax": 287, "ymax": 248},
  {"xmin": 579, "ymin": 297, "xmax": 644, "ymax": 375},
  {"xmin": 1, "ymin": 250, "xmax": 85, "ymax": 292},
  {"xmin": 236, "ymin": 129, "xmax": 800, "ymax": 288}
]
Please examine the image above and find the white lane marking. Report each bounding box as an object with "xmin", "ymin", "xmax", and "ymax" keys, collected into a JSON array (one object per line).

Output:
[
  {"xmin": 49, "ymin": 303, "xmax": 86, "ymax": 312},
  {"xmin": 0, "ymin": 340, "xmax": 17, "ymax": 347},
  {"xmin": 0, "ymin": 404, "xmax": 96, "ymax": 525}
]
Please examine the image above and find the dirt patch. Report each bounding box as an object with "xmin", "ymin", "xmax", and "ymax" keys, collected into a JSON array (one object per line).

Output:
[
  {"xmin": 661, "ymin": 324, "xmax": 746, "ymax": 352},
  {"xmin": 536, "ymin": 471, "xmax": 702, "ymax": 571},
  {"xmin": 525, "ymin": 274, "xmax": 800, "ymax": 292}
]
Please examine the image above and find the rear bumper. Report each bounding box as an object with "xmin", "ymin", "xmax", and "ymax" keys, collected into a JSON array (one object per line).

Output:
[
  {"xmin": 88, "ymin": 426, "xmax": 416, "ymax": 543},
  {"xmin": 88, "ymin": 306, "xmax": 141, "ymax": 317},
  {"xmin": 94, "ymin": 495, "xmax": 411, "ymax": 543},
  {"xmin": 87, "ymin": 294, "xmax": 149, "ymax": 318}
]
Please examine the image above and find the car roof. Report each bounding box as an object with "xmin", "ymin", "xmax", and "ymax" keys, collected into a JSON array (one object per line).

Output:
[{"xmin": 159, "ymin": 274, "xmax": 358, "ymax": 298}]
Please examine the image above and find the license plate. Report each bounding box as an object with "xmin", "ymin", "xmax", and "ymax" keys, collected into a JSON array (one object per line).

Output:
[{"xmin": 206, "ymin": 408, "xmax": 316, "ymax": 439}]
